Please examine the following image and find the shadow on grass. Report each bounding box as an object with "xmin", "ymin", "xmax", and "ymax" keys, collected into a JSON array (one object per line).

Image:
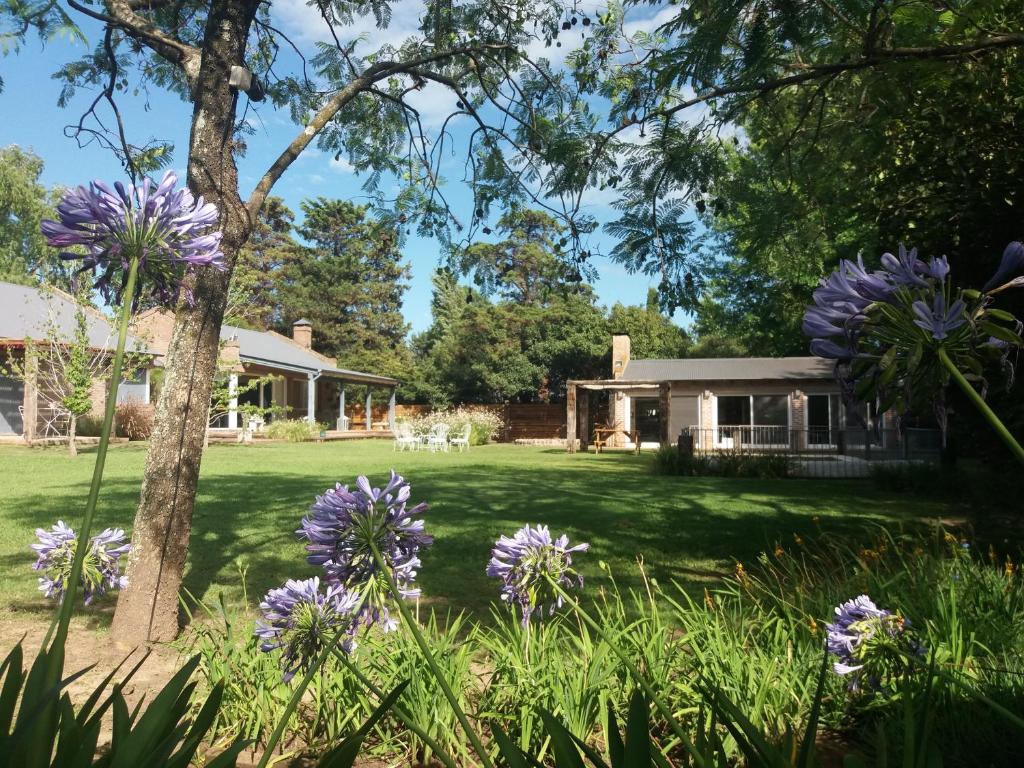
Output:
[{"xmin": 1, "ymin": 452, "xmax": 944, "ymax": 629}]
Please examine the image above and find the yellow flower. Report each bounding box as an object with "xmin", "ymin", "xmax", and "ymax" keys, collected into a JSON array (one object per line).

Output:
[
  {"xmin": 704, "ymin": 588, "xmax": 717, "ymax": 610},
  {"xmin": 793, "ymin": 534, "xmax": 804, "ymax": 547},
  {"xmin": 774, "ymin": 544, "xmax": 785, "ymax": 558},
  {"xmin": 808, "ymin": 617, "xmax": 819, "ymax": 636},
  {"xmin": 1006, "ymin": 559, "xmax": 1016, "ymax": 578},
  {"xmin": 734, "ymin": 562, "xmax": 751, "ymax": 588}
]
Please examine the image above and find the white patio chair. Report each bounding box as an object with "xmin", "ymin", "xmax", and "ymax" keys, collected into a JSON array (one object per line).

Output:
[
  {"xmin": 425, "ymin": 423, "xmax": 450, "ymax": 452},
  {"xmin": 449, "ymin": 423, "xmax": 472, "ymax": 453},
  {"xmin": 394, "ymin": 422, "xmax": 419, "ymax": 452}
]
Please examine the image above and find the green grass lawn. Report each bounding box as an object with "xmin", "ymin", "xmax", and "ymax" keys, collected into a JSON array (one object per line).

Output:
[{"xmin": 0, "ymin": 440, "xmax": 961, "ymax": 624}]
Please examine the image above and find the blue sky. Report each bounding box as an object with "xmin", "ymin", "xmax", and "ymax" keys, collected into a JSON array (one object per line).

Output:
[{"xmin": 0, "ymin": 1, "xmax": 691, "ymax": 334}]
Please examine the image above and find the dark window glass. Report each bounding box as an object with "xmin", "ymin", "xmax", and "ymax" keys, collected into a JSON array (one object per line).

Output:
[{"xmin": 717, "ymin": 396, "xmax": 750, "ymax": 425}]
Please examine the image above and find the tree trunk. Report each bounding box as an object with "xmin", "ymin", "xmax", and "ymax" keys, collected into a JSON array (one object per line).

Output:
[
  {"xmin": 68, "ymin": 414, "xmax": 77, "ymax": 457},
  {"xmin": 111, "ymin": 0, "xmax": 259, "ymax": 644}
]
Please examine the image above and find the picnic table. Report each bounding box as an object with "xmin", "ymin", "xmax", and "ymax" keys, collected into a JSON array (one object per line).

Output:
[{"xmin": 592, "ymin": 425, "xmax": 641, "ymax": 454}]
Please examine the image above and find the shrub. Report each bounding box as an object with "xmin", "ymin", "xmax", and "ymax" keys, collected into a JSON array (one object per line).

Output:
[
  {"xmin": 75, "ymin": 412, "xmax": 103, "ymax": 437},
  {"xmin": 400, "ymin": 406, "xmax": 503, "ymax": 445},
  {"xmin": 265, "ymin": 418, "xmax": 322, "ymax": 442},
  {"xmin": 114, "ymin": 399, "xmax": 154, "ymax": 440},
  {"xmin": 653, "ymin": 445, "xmax": 790, "ymax": 478}
]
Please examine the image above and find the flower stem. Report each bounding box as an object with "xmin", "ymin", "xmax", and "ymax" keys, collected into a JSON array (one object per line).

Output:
[
  {"xmin": 47, "ymin": 255, "xmax": 141, "ymax": 651},
  {"xmin": 544, "ymin": 576, "xmax": 708, "ymax": 768},
  {"xmin": 367, "ymin": 540, "xmax": 494, "ymax": 768},
  {"xmin": 333, "ymin": 650, "xmax": 461, "ymax": 768},
  {"xmin": 937, "ymin": 347, "xmax": 1024, "ymax": 465},
  {"xmin": 256, "ymin": 628, "xmax": 348, "ymax": 768}
]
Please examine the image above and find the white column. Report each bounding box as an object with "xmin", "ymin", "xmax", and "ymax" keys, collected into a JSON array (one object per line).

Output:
[
  {"xmin": 365, "ymin": 389, "xmax": 372, "ymax": 430},
  {"xmin": 307, "ymin": 374, "xmax": 316, "ymax": 424},
  {"xmin": 388, "ymin": 389, "xmax": 396, "ymax": 430},
  {"xmin": 227, "ymin": 373, "xmax": 239, "ymax": 429},
  {"xmin": 338, "ymin": 387, "xmax": 346, "ymax": 430}
]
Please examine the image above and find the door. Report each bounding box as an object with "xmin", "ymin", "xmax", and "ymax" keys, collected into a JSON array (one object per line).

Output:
[
  {"xmin": 633, "ymin": 398, "xmax": 662, "ymax": 443},
  {"xmin": 0, "ymin": 375, "xmax": 24, "ymax": 434}
]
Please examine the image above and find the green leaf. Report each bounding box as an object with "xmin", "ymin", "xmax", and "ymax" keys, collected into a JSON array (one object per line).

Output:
[
  {"xmin": 539, "ymin": 709, "xmax": 587, "ymax": 768},
  {"xmin": 985, "ymin": 308, "xmax": 1017, "ymax": 323},
  {"xmin": 623, "ymin": 690, "xmax": 651, "ymax": 768},
  {"xmin": 980, "ymin": 322, "xmax": 1024, "ymax": 345},
  {"xmin": 317, "ymin": 680, "xmax": 409, "ymax": 768}
]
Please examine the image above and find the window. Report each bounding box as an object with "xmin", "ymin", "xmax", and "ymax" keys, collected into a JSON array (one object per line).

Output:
[{"xmin": 715, "ymin": 394, "xmax": 790, "ymax": 446}]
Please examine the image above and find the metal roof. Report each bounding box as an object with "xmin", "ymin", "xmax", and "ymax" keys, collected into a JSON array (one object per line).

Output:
[
  {"xmin": 622, "ymin": 357, "xmax": 835, "ymax": 382},
  {"xmin": 0, "ymin": 281, "xmax": 154, "ymax": 353},
  {"xmin": 222, "ymin": 323, "xmax": 398, "ymax": 385}
]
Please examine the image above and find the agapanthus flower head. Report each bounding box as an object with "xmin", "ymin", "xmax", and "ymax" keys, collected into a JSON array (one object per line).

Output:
[
  {"xmin": 880, "ymin": 245, "xmax": 928, "ymax": 288},
  {"xmin": 298, "ymin": 471, "xmax": 431, "ymax": 631},
  {"xmin": 983, "ymin": 241, "xmax": 1024, "ymax": 292},
  {"xmin": 825, "ymin": 595, "xmax": 923, "ymax": 690},
  {"xmin": 912, "ymin": 294, "xmax": 967, "ymax": 341},
  {"xmin": 254, "ymin": 577, "xmax": 360, "ymax": 681},
  {"xmin": 31, "ymin": 521, "xmax": 131, "ymax": 604},
  {"xmin": 40, "ymin": 170, "xmax": 224, "ymax": 307},
  {"xmin": 487, "ymin": 524, "xmax": 589, "ymax": 625}
]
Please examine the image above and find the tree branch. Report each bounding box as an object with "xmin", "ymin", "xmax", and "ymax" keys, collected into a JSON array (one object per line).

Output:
[{"xmin": 66, "ymin": 0, "xmax": 201, "ymax": 86}]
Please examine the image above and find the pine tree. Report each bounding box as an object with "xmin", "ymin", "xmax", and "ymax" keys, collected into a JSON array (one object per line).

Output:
[{"xmin": 277, "ymin": 198, "xmax": 411, "ymax": 377}]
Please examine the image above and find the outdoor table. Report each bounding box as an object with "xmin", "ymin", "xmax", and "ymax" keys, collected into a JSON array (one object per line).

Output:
[{"xmin": 592, "ymin": 426, "xmax": 623, "ymax": 453}]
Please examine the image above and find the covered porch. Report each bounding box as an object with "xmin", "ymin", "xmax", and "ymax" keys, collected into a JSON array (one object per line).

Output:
[
  {"xmin": 215, "ymin": 362, "xmax": 398, "ymax": 437},
  {"xmin": 566, "ymin": 379, "xmax": 669, "ymax": 453}
]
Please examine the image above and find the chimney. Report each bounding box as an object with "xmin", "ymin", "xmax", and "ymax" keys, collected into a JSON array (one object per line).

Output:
[
  {"xmin": 612, "ymin": 333, "xmax": 630, "ymax": 380},
  {"xmin": 292, "ymin": 318, "xmax": 312, "ymax": 349}
]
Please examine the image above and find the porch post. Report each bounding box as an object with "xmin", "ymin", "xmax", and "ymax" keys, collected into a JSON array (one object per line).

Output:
[
  {"xmin": 339, "ymin": 386, "xmax": 346, "ymax": 430},
  {"xmin": 659, "ymin": 382, "xmax": 670, "ymax": 447},
  {"xmin": 388, "ymin": 389, "xmax": 396, "ymax": 431},
  {"xmin": 365, "ymin": 388, "xmax": 372, "ymax": 431},
  {"xmin": 227, "ymin": 373, "xmax": 239, "ymax": 429},
  {"xmin": 566, "ymin": 383, "xmax": 576, "ymax": 453},
  {"xmin": 306, "ymin": 373, "xmax": 316, "ymax": 424},
  {"xmin": 579, "ymin": 389, "xmax": 589, "ymax": 451},
  {"xmin": 22, "ymin": 348, "xmax": 38, "ymax": 442}
]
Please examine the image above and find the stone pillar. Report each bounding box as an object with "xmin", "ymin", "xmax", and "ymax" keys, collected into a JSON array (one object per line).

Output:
[
  {"xmin": 388, "ymin": 390, "xmax": 396, "ymax": 430},
  {"xmin": 700, "ymin": 390, "xmax": 714, "ymax": 450},
  {"xmin": 610, "ymin": 334, "xmax": 630, "ymax": 445},
  {"xmin": 227, "ymin": 373, "xmax": 239, "ymax": 429},
  {"xmin": 566, "ymin": 383, "xmax": 577, "ymax": 453},
  {"xmin": 365, "ymin": 389, "xmax": 372, "ymax": 431},
  {"xmin": 791, "ymin": 390, "xmax": 807, "ymax": 450}
]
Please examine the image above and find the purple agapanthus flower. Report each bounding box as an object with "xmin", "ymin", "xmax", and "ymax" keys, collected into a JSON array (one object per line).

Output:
[
  {"xmin": 31, "ymin": 521, "xmax": 131, "ymax": 604},
  {"xmin": 825, "ymin": 595, "xmax": 922, "ymax": 690},
  {"xmin": 40, "ymin": 170, "xmax": 224, "ymax": 306},
  {"xmin": 983, "ymin": 241, "xmax": 1024, "ymax": 292},
  {"xmin": 298, "ymin": 471, "xmax": 432, "ymax": 631},
  {"xmin": 881, "ymin": 245, "xmax": 929, "ymax": 288},
  {"xmin": 487, "ymin": 524, "xmax": 589, "ymax": 625},
  {"xmin": 254, "ymin": 577, "xmax": 360, "ymax": 681},
  {"xmin": 912, "ymin": 294, "xmax": 967, "ymax": 340},
  {"xmin": 919, "ymin": 256, "xmax": 951, "ymax": 282}
]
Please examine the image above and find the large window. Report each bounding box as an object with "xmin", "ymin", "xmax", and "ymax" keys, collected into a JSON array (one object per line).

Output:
[{"xmin": 716, "ymin": 394, "xmax": 789, "ymax": 446}]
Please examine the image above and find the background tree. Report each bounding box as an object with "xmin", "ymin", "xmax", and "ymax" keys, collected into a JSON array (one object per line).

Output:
[
  {"xmin": 607, "ymin": 289, "xmax": 690, "ymax": 360},
  {"xmin": 0, "ymin": 146, "xmax": 75, "ymax": 290},
  {"xmin": 225, "ymin": 197, "xmax": 298, "ymax": 329},
  {"xmin": 4, "ymin": 0, "xmax": 605, "ymax": 641},
  {"xmin": 276, "ymin": 198, "xmax": 412, "ymax": 378}
]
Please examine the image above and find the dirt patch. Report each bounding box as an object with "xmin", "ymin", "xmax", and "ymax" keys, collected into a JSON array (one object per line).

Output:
[{"xmin": 0, "ymin": 612, "xmax": 184, "ymax": 728}]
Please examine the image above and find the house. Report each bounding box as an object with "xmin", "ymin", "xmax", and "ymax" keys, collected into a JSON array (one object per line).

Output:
[
  {"xmin": 567, "ymin": 334, "xmax": 890, "ymax": 452},
  {"xmin": 0, "ymin": 281, "xmax": 155, "ymax": 441},
  {"xmin": 133, "ymin": 309, "xmax": 399, "ymax": 434}
]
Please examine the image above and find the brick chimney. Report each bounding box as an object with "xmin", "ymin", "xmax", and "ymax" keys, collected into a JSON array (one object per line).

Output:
[
  {"xmin": 612, "ymin": 333, "xmax": 631, "ymax": 380},
  {"xmin": 292, "ymin": 319, "xmax": 312, "ymax": 349}
]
